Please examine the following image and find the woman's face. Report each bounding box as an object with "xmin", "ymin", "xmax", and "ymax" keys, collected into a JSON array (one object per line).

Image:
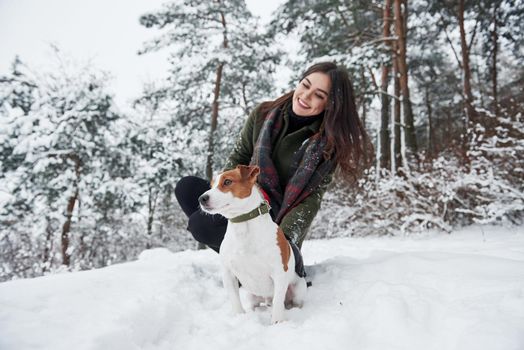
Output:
[{"xmin": 292, "ymin": 72, "xmax": 331, "ymax": 117}]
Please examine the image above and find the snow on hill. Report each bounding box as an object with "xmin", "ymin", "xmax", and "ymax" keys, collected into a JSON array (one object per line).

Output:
[{"xmin": 1, "ymin": 225, "xmax": 524, "ymax": 350}]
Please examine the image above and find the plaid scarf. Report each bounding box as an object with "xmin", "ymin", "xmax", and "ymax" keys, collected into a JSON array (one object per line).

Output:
[{"xmin": 250, "ymin": 106, "xmax": 336, "ymax": 224}]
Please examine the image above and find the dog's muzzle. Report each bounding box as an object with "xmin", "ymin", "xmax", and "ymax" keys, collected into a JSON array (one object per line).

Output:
[
  {"xmin": 199, "ymin": 194, "xmax": 209, "ymax": 204},
  {"xmin": 198, "ymin": 194, "xmax": 210, "ymax": 209}
]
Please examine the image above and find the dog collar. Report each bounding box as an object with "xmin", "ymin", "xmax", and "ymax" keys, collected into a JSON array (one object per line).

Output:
[{"xmin": 229, "ymin": 202, "xmax": 270, "ymax": 223}]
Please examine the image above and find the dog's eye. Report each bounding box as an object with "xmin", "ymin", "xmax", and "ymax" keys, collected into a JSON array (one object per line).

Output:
[{"xmin": 223, "ymin": 179, "xmax": 232, "ymax": 186}]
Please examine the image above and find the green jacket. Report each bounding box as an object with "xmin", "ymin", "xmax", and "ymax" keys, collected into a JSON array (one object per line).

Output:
[{"xmin": 224, "ymin": 104, "xmax": 334, "ymax": 248}]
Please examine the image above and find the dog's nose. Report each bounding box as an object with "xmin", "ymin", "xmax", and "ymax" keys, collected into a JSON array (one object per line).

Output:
[{"xmin": 199, "ymin": 194, "xmax": 209, "ymax": 205}]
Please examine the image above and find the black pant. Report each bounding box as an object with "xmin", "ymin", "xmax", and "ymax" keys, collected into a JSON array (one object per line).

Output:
[
  {"xmin": 175, "ymin": 176, "xmax": 306, "ymax": 277},
  {"xmin": 174, "ymin": 176, "xmax": 226, "ymax": 253}
]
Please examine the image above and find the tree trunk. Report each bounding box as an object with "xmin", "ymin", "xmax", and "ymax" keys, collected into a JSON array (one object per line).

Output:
[
  {"xmin": 360, "ymin": 67, "xmax": 367, "ymax": 129},
  {"xmin": 394, "ymin": 0, "xmax": 418, "ymax": 158},
  {"xmin": 205, "ymin": 7, "xmax": 228, "ymax": 181},
  {"xmin": 393, "ymin": 49, "xmax": 402, "ymax": 173},
  {"xmin": 458, "ymin": 0, "xmax": 477, "ymax": 124},
  {"xmin": 42, "ymin": 217, "xmax": 54, "ymax": 272},
  {"xmin": 206, "ymin": 65, "xmax": 224, "ymax": 181},
  {"xmin": 61, "ymin": 154, "xmax": 81, "ymax": 267},
  {"xmin": 491, "ymin": 1, "xmax": 499, "ymax": 119},
  {"xmin": 380, "ymin": 0, "xmax": 392, "ymax": 171},
  {"xmin": 146, "ymin": 187, "xmax": 158, "ymax": 249},
  {"xmin": 457, "ymin": 0, "xmax": 479, "ymax": 167},
  {"xmin": 241, "ymin": 82, "xmax": 250, "ymax": 116},
  {"xmin": 361, "ymin": 96, "xmax": 367, "ymax": 130},
  {"xmin": 425, "ymin": 85, "xmax": 436, "ymax": 156}
]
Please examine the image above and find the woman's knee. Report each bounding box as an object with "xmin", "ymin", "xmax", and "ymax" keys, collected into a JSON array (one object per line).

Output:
[
  {"xmin": 187, "ymin": 212, "xmax": 226, "ymax": 247},
  {"xmin": 175, "ymin": 176, "xmax": 206, "ymax": 198},
  {"xmin": 175, "ymin": 176, "xmax": 210, "ymax": 217}
]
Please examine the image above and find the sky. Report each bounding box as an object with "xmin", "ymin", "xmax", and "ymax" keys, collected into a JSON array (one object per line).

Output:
[{"xmin": 0, "ymin": 0, "xmax": 284, "ymax": 108}]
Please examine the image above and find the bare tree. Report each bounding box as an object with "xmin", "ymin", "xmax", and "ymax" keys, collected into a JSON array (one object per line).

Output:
[
  {"xmin": 380, "ymin": 0, "xmax": 393, "ymax": 170},
  {"xmin": 394, "ymin": 0, "xmax": 418, "ymax": 159},
  {"xmin": 206, "ymin": 4, "xmax": 228, "ymax": 181}
]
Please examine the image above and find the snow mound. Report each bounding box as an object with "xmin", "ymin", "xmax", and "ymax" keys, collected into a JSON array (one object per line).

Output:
[{"xmin": 1, "ymin": 225, "xmax": 524, "ymax": 350}]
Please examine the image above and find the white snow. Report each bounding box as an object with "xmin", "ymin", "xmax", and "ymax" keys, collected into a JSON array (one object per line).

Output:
[{"xmin": 1, "ymin": 225, "xmax": 524, "ymax": 350}]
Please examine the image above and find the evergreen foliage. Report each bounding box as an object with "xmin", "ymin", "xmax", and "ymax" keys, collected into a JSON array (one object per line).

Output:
[
  {"xmin": 138, "ymin": 0, "xmax": 281, "ymax": 177},
  {"xmin": 0, "ymin": 51, "xmax": 127, "ymax": 278}
]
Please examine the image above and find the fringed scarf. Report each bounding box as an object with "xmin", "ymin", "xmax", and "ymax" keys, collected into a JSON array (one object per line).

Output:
[{"xmin": 250, "ymin": 106, "xmax": 336, "ymax": 224}]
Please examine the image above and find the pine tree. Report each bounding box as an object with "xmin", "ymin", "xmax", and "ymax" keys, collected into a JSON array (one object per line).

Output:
[
  {"xmin": 129, "ymin": 82, "xmax": 202, "ymax": 249},
  {"xmin": 379, "ymin": 0, "xmax": 393, "ymax": 171},
  {"xmin": 139, "ymin": 0, "xmax": 280, "ymax": 181},
  {"xmin": 408, "ymin": 0, "xmax": 463, "ymax": 156},
  {"xmin": 0, "ymin": 50, "xmax": 123, "ymax": 278},
  {"xmin": 0, "ymin": 57, "xmax": 37, "ymax": 174},
  {"xmin": 393, "ymin": 0, "xmax": 418, "ymax": 158},
  {"xmin": 476, "ymin": 0, "xmax": 524, "ymax": 119},
  {"xmin": 270, "ymin": 0, "xmax": 383, "ymax": 96}
]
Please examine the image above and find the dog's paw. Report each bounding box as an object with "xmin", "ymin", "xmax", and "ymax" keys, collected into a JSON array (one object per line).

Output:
[
  {"xmin": 270, "ymin": 315, "xmax": 286, "ymax": 324},
  {"xmin": 271, "ymin": 318, "xmax": 287, "ymax": 325}
]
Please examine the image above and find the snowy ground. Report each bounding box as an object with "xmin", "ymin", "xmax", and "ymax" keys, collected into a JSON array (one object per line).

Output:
[{"xmin": 1, "ymin": 225, "xmax": 524, "ymax": 350}]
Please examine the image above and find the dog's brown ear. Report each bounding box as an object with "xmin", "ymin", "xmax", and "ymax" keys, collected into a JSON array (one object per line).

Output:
[
  {"xmin": 237, "ymin": 165, "xmax": 260, "ymax": 182},
  {"xmin": 250, "ymin": 166, "xmax": 260, "ymax": 181}
]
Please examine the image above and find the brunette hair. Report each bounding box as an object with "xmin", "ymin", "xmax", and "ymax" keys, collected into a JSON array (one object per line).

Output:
[{"xmin": 259, "ymin": 62, "xmax": 373, "ymax": 182}]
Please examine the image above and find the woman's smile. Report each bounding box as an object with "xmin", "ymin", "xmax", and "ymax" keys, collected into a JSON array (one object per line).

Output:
[{"xmin": 297, "ymin": 98, "xmax": 310, "ymax": 109}]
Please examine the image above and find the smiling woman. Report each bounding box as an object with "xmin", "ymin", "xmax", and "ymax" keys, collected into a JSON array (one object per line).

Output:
[
  {"xmin": 175, "ymin": 61, "xmax": 373, "ymax": 282},
  {"xmin": 255, "ymin": 61, "xmax": 373, "ymax": 183}
]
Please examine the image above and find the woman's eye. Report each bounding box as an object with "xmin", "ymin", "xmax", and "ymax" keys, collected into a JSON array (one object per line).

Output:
[
  {"xmin": 302, "ymin": 82, "xmax": 310, "ymax": 89},
  {"xmin": 315, "ymin": 93, "xmax": 325, "ymax": 99},
  {"xmin": 223, "ymin": 179, "xmax": 232, "ymax": 186}
]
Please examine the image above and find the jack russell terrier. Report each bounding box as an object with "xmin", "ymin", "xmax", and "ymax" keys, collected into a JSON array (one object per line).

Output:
[{"xmin": 199, "ymin": 164, "xmax": 307, "ymax": 324}]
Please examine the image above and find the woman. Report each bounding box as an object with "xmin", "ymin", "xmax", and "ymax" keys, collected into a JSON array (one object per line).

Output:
[{"xmin": 175, "ymin": 61, "xmax": 371, "ymax": 276}]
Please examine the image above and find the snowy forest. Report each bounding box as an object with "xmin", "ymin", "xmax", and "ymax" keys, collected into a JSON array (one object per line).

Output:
[{"xmin": 0, "ymin": 0, "xmax": 523, "ymax": 282}]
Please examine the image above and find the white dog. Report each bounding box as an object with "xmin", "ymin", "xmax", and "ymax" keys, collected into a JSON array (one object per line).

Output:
[{"xmin": 199, "ymin": 165, "xmax": 307, "ymax": 324}]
